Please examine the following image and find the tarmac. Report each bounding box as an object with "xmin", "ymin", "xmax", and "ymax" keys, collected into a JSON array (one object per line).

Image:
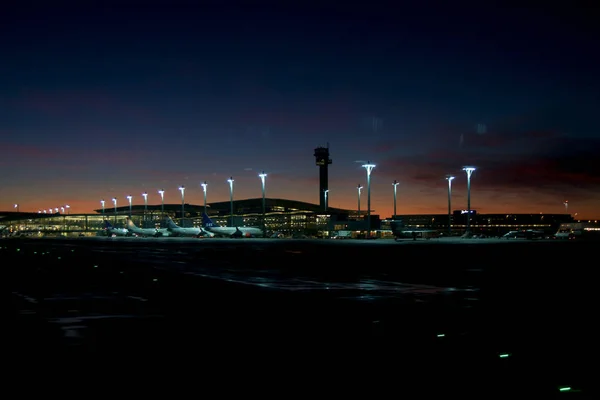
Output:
[{"xmin": 3, "ymin": 236, "xmax": 593, "ymax": 395}]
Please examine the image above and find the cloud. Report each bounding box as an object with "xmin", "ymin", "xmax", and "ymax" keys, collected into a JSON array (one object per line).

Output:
[
  {"xmin": 462, "ymin": 129, "xmax": 559, "ymax": 150},
  {"xmin": 13, "ymin": 88, "xmax": 164, "ymax": 128},
  {"xmin": 0, "ymin": 143, "xmax": 61, "ymax": 161},
  {"xmin": 377, "ymin": 135, "xmax": 600, "ymax": 199},
  {"xmin": 0, "ymin": 141, "xmax": 156, "ymax": 172}
]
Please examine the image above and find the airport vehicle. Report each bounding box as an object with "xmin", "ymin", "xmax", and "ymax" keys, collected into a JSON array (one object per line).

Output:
[
  {"xmin": 201, "ymin": 213, "xmax": 263, "ymax": 238},
  {"xmin": 103, "ymin": 220, "xmax": 129, "ymax": 236},
  {"xmin": 165, "ymin": 217, "xmax": 213, "ymax": 238},
  {"xmin": 126, "ymin": 217, "xmax": 171, "ymax": 237}
]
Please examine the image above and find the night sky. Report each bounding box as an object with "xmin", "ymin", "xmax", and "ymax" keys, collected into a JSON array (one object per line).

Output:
[{"xmin": 2, "ymin": 1, "xmax": 599, "ymax": 219}]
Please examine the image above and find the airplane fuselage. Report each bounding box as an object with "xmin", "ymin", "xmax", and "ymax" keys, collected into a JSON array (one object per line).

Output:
[
  {"xmin": 129, "ymin": 226, "xmax": 170, "ymax": 237},
  {"xmin": 126, "ymin": 218, "xmax": 171, "ymax": 237},
  {"xmin": 168, "ymin": 227, "xmax": 201, "ymax": 237},
  {"xmin": 205, "ymin": 226, "xmax": 263, "ymax": 238},
  {"xmin": 107, "ymin": 227, "xmax": 129, "ymax": 236}
]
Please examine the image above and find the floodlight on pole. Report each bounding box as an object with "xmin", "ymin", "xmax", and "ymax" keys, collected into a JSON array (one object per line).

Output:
[
  {"xmin": 259, "ymin": 172, "xmax": 267, "ymax": 237},
  {"xmin": 14, "ymin": 204, "xmax": 19, "ymax": 212},
  {"xmin": 55, "ymin": 208, "xmax": 58, "ymax": 213},
  {"xmin": 158, "ymin": 189, "xmax": 165, "ymax": 215},
  {"xmin": 142, "ymin": 192, "xmax": 148, "ymax": 213},
  {"xmin": 101, "ymin": 199, "xmax": 105, "ymax": 215},
  {"xmin": 179, "ymin": 186, "xmax": 185, "ymax": 221},
  {"xmin": 201, "ymin": 181, "xmax": 208, "ymax": 216},
  {"xmin": 61, "ymin": 206, "xmax": 64, "ymax": 214},
  {"xmin": 462, "ymin": 166, "xmax": 476, "ymax": 234},
  {"xmin": 227, "ymin": 177, "xmax": 234, "ymax": 227},
  {"xmin": 446, "ymin": 175, "xmax": 455, "ymax": 235},
  {"xmin": 392, "ymin": 180, "xmax": 399, "ymax": 219},
  {"xmin": 362, "ymin": 162, "xmax": 376, "ymax": 238},
  {"xmin": 126, "ymin": 195, "xmax": 132, "ymax": 217},
  {"xmin": 112, "ymin": 198, "xmax": 117, "ymax": 224},
  {"xmin": 65, "ymin": 205, "xmax": 70, "ymax": 214},
  {"xmin": 324, "ymin": 189, "xmax": 329, "ymax": 211},
  {"xmin": 357, "ymin": 184, "xmax": 363, "ymax": 218},
  {"xmin": 564, "ymin": 200, "xmax": 568, "ymax": 214}
]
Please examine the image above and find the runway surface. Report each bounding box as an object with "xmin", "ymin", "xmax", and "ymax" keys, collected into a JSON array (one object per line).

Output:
[{"xmin": 3, "ymin": 237, "xmax": 593, "ymax": 395}]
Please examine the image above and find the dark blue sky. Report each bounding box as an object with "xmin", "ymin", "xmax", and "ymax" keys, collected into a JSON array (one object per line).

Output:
[{"xmin": 2, "ymin": 0, "xmax": 599, "ymax": 218}]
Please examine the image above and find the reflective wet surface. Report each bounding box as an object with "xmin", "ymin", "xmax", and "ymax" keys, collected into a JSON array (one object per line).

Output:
[{"xmin": 4, "ymin": 237, "xmax": 593, "ymax": 395}]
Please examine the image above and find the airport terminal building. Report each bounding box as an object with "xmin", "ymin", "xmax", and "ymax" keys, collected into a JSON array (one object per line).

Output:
[
  {"xmin": 1, "ymin": 198, "xmax": 579, "ymax": 238},
  {"xmin": 0, "ymin": 198, "xmax": 372, "ymax": 238},
  {"xmin": 383, "ymin": 210, "xmax": 575, "ymax": 237}
]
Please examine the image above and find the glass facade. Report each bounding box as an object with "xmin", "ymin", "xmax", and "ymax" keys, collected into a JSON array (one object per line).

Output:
[{"xmin": 1, "ymin": 202, "xmax": 587, "ymax": 238}]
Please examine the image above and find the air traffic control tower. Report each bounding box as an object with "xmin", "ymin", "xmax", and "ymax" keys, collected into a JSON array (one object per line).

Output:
[{"xmin": 314, "ymin": 144, "xmax": 332, "ymax": 210}]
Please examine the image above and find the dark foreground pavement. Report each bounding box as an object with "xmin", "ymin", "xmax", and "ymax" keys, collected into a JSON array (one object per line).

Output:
[{"xmin": 3, "ymin": 237, "xmax": 594, "ymax": 396}]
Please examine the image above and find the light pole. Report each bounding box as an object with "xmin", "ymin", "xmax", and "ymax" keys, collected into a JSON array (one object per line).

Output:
[
  {"xmin": 112, "ymin": 197, "xmax": 117, "ymax": 224},
  {"xmin": 158, "ymin": 189, "xmax": 164, "ymax": 216},
  {"xmin": 201, "ymin": 181, "xmax": 208, "ymax": 216},
  {"xmin": 127, "ymin": 195, "xmax": 132, "ymax": 217},
  {"xmin": 446, "ymin": 175, "xmax": 455, "ymax": 235},
  {"xmin": 392, "ymin": 180, "xmax": 399, "ymax": 219},
  {"xmin": 142, "ymin": 192, "xmax": 148, "ymax": 221},
  {"xmin": 227, "ymin": 177, "xmax": 234, "ymax": 227},
  {"xmin": 14, "ymin": 204, "xmax": 19, "ymax": 213},
  {"xmin": 357, "ymin": 184, "xmax": 362, "ymax": 218},
  {"xmin": 564, "ymin": 200, "xmax": 568, "ymax": 214},
  {"xmin": 60, "ymin": 207, "xmax": 65, "ymax": 234},
  {"xmin": 462, "ymin": 166, "xmax": 476, "ymax": 235},
  {"xmin": 179, "ymin": 186, "xmax": 185, "ymax": 221},
  {"xmin": 101, "ymin": 199, "xmax": 105, "ymax": 216},
  {"xmin": 259, "ymin": 172, "xmax": 267, "ymax": 237},
  {"xmin": 323, "ymin": 189, "xmax": 329, "ymax": 211},
  {"xmin": 362, "ymin": 162, "xmax": 375, "ymax": 238},
  {"xmin": 65, "ymin": 205, "xmax": 70, "ymax": 215}
]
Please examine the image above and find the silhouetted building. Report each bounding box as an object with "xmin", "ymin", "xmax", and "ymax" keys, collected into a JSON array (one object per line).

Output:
[
  {"xmin": 381, "ymin": 211, "xmax": 575, "ymax": 236},
  {"xmin": 314, "ymin": 144, "xmax": 332, "ymax": 210},
  {"xmin": 2, "ymin": 204, "xmax": 581, "ymax": 239}
]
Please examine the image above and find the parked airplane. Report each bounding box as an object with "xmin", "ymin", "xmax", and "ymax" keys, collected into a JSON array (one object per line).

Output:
[
  {"xmin": 126, "ymin": 217, "xmax": 171, "ymax": 237},
  {"xmin": 390, "ymin": 220, "xmax": 438, "ymax": 241},
  {"xmin": 201, "ymin": 212, "xmax": 264, "ymax": 238},
  {"xmin": 165, "ymin": 216, "xmax": 214, "ymax": 238},
  {"xmin": 104, "ymin": 220, "xmax": 129, "ymax": 236},
  {"xmin": 554, "ymin": 222, "xmax": 600, "ymax": 240},
  {"xmin": 503, "ymin": 229, "xmax": 546, "ymax": 239}
]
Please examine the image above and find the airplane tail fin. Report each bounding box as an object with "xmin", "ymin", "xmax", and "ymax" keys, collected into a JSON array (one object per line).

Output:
[
  {"xmin": 201, "ymin": 212, "xmax": 218, "ymax": 228},
  {"xmin": 125, "ymin": 217, "xmax": 136, "ymax": 228},
  {"xmin": 165, "ymin": 216, "xmax": 179, "ymax": 229}
]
